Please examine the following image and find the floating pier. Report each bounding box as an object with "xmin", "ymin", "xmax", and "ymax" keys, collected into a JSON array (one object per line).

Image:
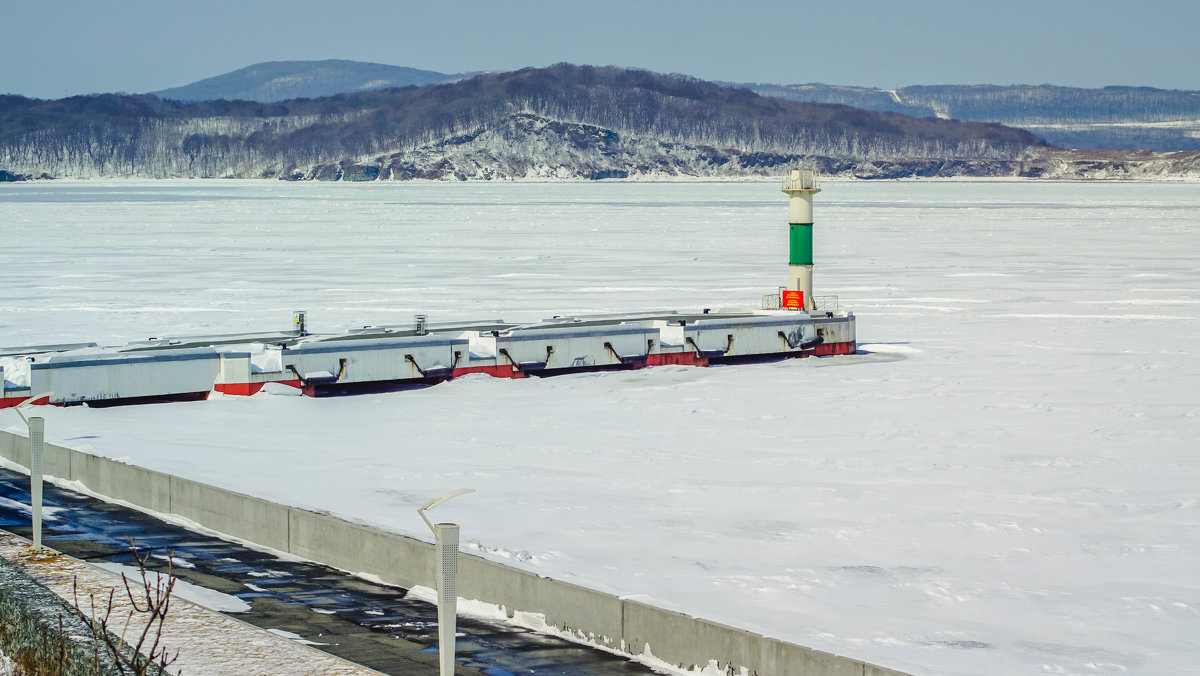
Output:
[
  {"xmin": 0, "ymin": 310, "xmax": 855, "ymax": 406},
  {"xmin": 1, "ymin": 170, "xmax": 856, "ymax": 408}
]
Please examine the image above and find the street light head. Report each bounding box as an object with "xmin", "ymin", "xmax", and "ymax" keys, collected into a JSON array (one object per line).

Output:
[
  {"xmin": 14, "ymin": 392, "xmax": 53, "ymax": 409},
  {"xmin": 419, "ymin": 488, "xmax": 475, "ymax": 513},
  {"xmin": 12, "ymin": 392, "xmax": 53, "ymax": 426},
  {"xmin": 417, "ymin": 488, "xmax": 475, "ymax": 535}
]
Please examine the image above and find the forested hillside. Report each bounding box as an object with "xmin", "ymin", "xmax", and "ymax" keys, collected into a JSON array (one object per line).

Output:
[
  {"xmin": 136, "ymin": 60, "xmax": 1200, "ymax": 153},
  {"xmin": 2, "ymin": 65, "xmax": 1196, "ymax": 181}
]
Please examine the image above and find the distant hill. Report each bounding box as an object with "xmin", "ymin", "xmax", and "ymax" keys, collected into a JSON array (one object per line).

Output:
[
  {"xmin": 147, "ymin": 60, "xmax": 1200, "ymax": 152},
  {"xmin": 2, "ymin": 65, "xmax": 1196, "ymax": 181},
  {"xmin": 151, "ymin": 60, "xmax": 458, "ymax": 102},
  {"xmin": 740, "ymin": 83, "xmax": 1200, "ymax": 151}
]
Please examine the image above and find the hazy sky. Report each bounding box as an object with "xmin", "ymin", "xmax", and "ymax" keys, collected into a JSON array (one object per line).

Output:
[{"xmin": 3, "ymin": 0, "xmax": 1197, "ymax": 99}]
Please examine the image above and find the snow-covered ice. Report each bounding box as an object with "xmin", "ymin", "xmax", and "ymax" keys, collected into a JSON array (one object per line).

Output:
[{"xmin": 2, "ymin": 179, "xmax": 1198, "ymax": 675}]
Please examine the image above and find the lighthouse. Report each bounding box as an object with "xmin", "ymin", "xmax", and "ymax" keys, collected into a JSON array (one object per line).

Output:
[{"xmin": 781, "ymin": 168, "xmax": 820, "ymax": 311}]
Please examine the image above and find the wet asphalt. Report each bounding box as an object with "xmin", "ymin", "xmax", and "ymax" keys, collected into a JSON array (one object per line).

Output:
[{"xmin": 0, "ymin": 468, "xmax": 661, "ymax": 675}]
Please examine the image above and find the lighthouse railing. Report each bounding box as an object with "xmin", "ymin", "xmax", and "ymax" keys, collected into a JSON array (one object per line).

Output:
[
  {"xmin": 812, "ymin": 295, "xmax": 839, "ymax": 312},
  {"xmin": 781, "ymin": 169, "xmax": 820, "ymax": 192}
]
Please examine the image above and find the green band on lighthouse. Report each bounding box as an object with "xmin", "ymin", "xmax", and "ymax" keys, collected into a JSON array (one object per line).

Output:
[{"xmin": 789, "ymin": 223, "xmax": 813, "ymax": 265}]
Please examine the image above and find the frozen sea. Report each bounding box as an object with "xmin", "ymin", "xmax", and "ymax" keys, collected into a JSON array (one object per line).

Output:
[{"xmin": 2, "ymin": 179, "xmax": 1199, "ymax": 675}]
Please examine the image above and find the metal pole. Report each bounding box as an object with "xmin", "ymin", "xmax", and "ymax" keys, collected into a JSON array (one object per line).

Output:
[
  {"xmin": 417, "ymin": 488, "xmax": 472, "ymax": 676},
  {"xmin": 29, "ymin": 416, "xmax": 44, "ymax": 550},
  {"xmin": 434, "ymin": 522, "xmax": 460, "ymax": 676}
]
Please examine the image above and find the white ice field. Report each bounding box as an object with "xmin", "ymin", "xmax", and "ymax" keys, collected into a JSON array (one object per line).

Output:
[{"xmin": 2, "ymin": 179, "xmax": 1198, "ymax": 676}]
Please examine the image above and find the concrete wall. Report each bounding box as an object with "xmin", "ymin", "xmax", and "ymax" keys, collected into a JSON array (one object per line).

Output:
[
  {"xmin": 72, "ymin": 452, "xmax": 171, "ymax": 513},
  {"xmin": 288, "ymin": 507, "xmax": 432, "ymax": 588},
  {"xmin": 0, "ymin": 429, "xmax": 910, "ymax": 676}
]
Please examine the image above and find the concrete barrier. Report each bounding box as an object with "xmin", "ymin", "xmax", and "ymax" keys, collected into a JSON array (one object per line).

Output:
[
  {"xmin": 0, "ymin": 428, "xmax": 910, "ymax": 676},
  {"xmin": 288, "ymin": 507, "xmax": 432, "ymax": 588},
  {"xmin": 460, "ymin": 555, "xmax": 625, "ymax": 649},
  {"xmin": 67, "ymin": 446, "xmax": 170, "ymax": 513},
  {"xmin": 169, "ymin": 475, "xmax": 292, "ymax": 552},
  {"xmin": 0, "ymin": 429, "xmax": 28, "ymax": 470},
  {"xmin": 43, "ymin": 443, "xmax": 73, "ymax": 482},
  {"xmin": 624, "ymin": 599, "xmax": 762, "ymax": 672}
]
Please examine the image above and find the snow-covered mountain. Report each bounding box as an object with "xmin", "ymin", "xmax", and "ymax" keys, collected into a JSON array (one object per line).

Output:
[
  {"xmin": 742, "ymin": 83, "xmax": 1200, "ymax": 151},
  {"xmin": 150, "ymin": 59, "xmax": 459, "ymax": 103}
]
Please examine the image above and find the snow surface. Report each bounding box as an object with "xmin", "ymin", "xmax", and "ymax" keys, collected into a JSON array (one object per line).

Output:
[
  {"xmin": 0, "ymin": 495, "xmax": 64, "ymax": 519},
  {"xmin": 93, "ymin": 560, "xmax": 251, "ymax": 613},
  {"xmin": 2, "ymin": 179, "xmax": 1199, "ymax": 675},
  {"xmin": 265, "ymin": 628, "xmax": 329, "ymax": 646}
]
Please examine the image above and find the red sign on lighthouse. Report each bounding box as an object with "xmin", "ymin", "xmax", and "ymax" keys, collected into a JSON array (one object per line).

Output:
[{"xmin": 782, "ymin": 290, "xmax": 804, "ymax": 309}]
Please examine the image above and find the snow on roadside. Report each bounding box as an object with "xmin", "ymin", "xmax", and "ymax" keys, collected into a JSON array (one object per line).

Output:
[{"xmin": 92, "ymin": 561, "xmax": 250, "ymax": 613}]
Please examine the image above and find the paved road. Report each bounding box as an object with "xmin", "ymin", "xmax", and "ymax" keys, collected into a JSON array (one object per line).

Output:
[{"xmin": 0, "ymin": 468, "xmax": 662, "ymax": 675}]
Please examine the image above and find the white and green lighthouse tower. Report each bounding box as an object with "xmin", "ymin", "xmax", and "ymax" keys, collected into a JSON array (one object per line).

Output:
[{"xmin": 781, "ymin": 168, "xmax": 821, "ymax": 311}]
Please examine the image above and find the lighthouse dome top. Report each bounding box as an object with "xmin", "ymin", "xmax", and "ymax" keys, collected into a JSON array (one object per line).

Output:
[{"xmin": 782, "ymin": 168, "xmax": 821, "ymax": 194}]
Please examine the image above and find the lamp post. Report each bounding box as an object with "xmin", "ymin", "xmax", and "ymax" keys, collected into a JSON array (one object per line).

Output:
[
  {"xmin": 12, "ymin": 392, "xmax": 53, "ymax": 551},
  {"xmin": 417, "ymin": 488, "xmax": 474, "ymax": 676}
]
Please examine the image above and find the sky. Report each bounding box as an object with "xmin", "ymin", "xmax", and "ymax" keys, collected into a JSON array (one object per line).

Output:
[{"xmin": 2, "ymin": 0, "xmax": 1198, "ymax": 100}]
